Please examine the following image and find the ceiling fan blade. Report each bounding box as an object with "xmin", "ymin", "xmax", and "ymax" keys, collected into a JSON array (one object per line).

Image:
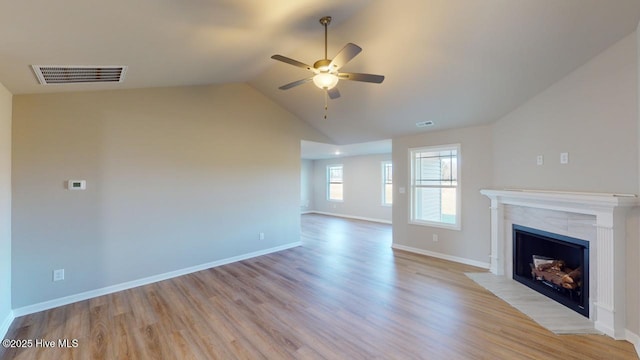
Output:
[
  {"xmin": 278, "ymin": 77, "xmax": 313, "ymax": 90},
  {"xmin": 271, "ymin": 55, "xmax": 314, "ymax": 72},
  {"xmin": 327, "ymin": 87, "xmax": 340, "ymax": 99},
  {"xmin": 329, "ymin": 43, "xmax": 362, "ymax": 71},
  {"xmin": 338, "ymin": 72, "xmax": 385, "ymax": 84}
]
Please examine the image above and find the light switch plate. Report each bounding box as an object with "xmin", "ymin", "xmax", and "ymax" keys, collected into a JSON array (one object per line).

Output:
[
  {"xmin": 53, "ymin": 269, "xmax": 64, "ymax": 282},
  {"xmin": 560, "ymin": 152, "xmax": 569, "ymax": 164}
]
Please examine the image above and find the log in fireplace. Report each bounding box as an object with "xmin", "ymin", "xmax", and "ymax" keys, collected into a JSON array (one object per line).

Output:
[{"xmin": 512, "ymin": 224, "xmax": 589, "ymax": 317}]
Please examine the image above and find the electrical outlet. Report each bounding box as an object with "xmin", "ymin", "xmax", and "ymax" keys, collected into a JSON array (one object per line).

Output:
[
  {"xmin": 259, "ymin": 232, "xmax": 265, "ymax": 240},
  {"xmin": 536, "ymin": 155, "xmax": 544, "ymax": 165},
  {"xmin": 432, "ymin": 234, "xmax": 439, "ymax": 242},
  {"xmin": 53, "ymin": 269, "xmax": 65, "ymax": 282}
]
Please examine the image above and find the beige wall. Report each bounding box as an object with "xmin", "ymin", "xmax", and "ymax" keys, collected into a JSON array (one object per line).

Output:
[
  {"xmin": 0, "ymin": 82, "xmax": 12, "ymax": 333},
  {"xmin": 492, "ymin": 33, "xmax": 638, "ymax": 194},
  {"xmin": 493, "ymin": 31, "xmax": 639, "ymax": 335},
  {"xmin": 11, "ymin": 83, "xmax": 329, "ymax": 308},
  {"xmin": 392, "ymin": 125, "xmax": 493, "ymax": 264},
  {"xmin": 300, "ymin": 159, "xmax": 314, "ymax": 212},
  {"xmin": 391, "ymin": 31, "xmax": 640, "ymax": 335},
  {"xmin": 637, "ymin": 21, "xmax": 640, "ymax": 345},
  {"xmin": 312, "ymin": 154, "xmax": 392, "ymax": 222}
]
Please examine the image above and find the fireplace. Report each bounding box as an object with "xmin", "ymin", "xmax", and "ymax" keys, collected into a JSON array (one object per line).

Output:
[
  {"xmin": 480, "ymin": 189, "xmax": 636, "ymax": 338},
  {"xmin": 512, "ymin": 224, "xmax": 589, "ymax": 317}
]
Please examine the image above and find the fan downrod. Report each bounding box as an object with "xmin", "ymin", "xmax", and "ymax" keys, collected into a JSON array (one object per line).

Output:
[{"xmin": 319, "ymin": 16, "xmax": 331, "ymax": 59}]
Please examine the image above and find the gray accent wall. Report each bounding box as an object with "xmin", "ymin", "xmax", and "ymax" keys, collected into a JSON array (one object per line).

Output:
[
  {"xmin": 312, "ymin": 154, "xmax": 392, "ymax": 222},
  {"xmin": 11, "ymin": 83, "xmax": 329, "ymax": 308},
  {"xmin": 0, "ymin": 82, "xmax": 12, "ymax": 331}
]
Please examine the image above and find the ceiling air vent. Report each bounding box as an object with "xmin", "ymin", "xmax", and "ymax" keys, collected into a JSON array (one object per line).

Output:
[
  {"xmin": 32, "ymin": 65, "xmax": 127, "ymax": 85},
  {"xmin": 416, "ymin": 120, "xmax": 434, "ymax": 128}
]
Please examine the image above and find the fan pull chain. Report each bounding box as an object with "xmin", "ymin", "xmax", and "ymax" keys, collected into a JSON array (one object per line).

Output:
[{"xmin": 324, "ymin": 91, "xmax": 328, "ymax": 119}]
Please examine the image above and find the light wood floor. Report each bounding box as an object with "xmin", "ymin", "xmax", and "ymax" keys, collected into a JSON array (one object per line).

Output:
[{"xmin": 2, "ymin": 214, "xmax": 638, "ymax": 359}]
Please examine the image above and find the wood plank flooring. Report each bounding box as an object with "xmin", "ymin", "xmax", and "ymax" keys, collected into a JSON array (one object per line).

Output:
[{"xmin": 1, "ymin": 213, "xmax": 637, "ymax": 359}]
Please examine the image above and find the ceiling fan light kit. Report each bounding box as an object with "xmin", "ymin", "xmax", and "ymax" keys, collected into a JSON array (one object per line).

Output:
[
  {"xmin": 312, "ymin": 72, "xmax": 339, "ymax": 90},
  {"xmin": 271, "ymin": 15, "xmax": 384, "ymax": 117}
]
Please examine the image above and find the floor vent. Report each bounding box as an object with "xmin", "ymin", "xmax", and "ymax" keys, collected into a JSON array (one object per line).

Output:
[{"xmin": 32, "ymin": 65, "xmax": 127, "ymax": 85}]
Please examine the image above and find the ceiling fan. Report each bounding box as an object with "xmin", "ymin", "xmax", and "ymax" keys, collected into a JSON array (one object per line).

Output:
[{"xmin": 271, "ymin": 16, "xmax": 384, "ymax": 101}]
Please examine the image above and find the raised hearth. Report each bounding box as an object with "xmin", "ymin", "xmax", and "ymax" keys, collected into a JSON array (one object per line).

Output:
[{"xmin": 480, "ymin": 189, "xmax": 636, "ymax": 339}]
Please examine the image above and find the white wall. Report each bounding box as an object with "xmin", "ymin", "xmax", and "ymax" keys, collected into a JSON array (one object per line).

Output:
[
  {"xmin": 312, "ymin": 154, "xmax": 392, "ymax": 223},
  {"xmin": 11, "ymin": 83, "xmax": 329, "ymax": 308},
  {"xmin": 0, "ymin": 82, "xmax": 12, "ymax": 336},
  {"xmin": 300, "ymin": 159, "xmax": 314, "ymax": 212},
  {"xmin": 392, "ymin": 125, "xmax": 493, "ymax": 266}
]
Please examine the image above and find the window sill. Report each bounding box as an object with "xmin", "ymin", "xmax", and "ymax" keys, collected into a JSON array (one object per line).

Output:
[{"xmin": 409, "ymin": 219, "xmax": 461, "ymax": 231}]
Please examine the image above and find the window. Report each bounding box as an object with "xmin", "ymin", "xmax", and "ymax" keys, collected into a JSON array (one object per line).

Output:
[
  {"xmin": 382, "ymin": 161, "xmax": 393, "ymax": 205},
  {"xmin": 327, "ymin": 165, "xmax": 343, "ymax": 201},
  {"xmin": 410, "ymin": 144, "xmax": 461, "ymax": 230}
]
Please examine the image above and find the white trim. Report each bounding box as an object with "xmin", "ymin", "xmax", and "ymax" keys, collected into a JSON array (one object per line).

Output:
[
  {"xmin": 409, "ymin": 218, "xmax": 461, "ymax": 231},
  {"xmin": 408, "ymin": 143, "xmax": 462, "ymax": 231},
  {"xmin": 0, "ymin": 310, "xmax": 14, "ymax": 339},
  {"xmin": 480, "ymin": 189, "xmax": 637, "ymax": 212},
  {"xmin": 480, "ymin": 188, "xmax": 636, "ymax": 339},
  {"xmin": 12, "ymin": 242, "xmax": 301, "ymax": 317},
  {"xmin": 301, "ymin": 210, "xmax": 314, "ymax": 215},
  {"xmin": 326, "ymin": 164, "xmax": 344, "ymax": 202},
  {"xmin": 392, "ymin": 243, "xmax": 491, "ymax": 269},
  {"xmin": 381, "ymin": 160, "xmax": 393, "ymax": 206},
  {"xmin": 307, "ymin": 211, "xmax": 392, "ymax": 224},
  {"xmin": 626, "ymin": 329, "xmax": 640, "ymax": 358}
]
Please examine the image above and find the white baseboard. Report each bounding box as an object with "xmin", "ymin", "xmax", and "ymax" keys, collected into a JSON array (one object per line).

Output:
[
  {"xmin": 627, "ymin": 329, "xmax": 640, "ymax": 358},
  {"xmin": 0, "ymin": 310, "xmax": 15, "ymax": 339},
  {"xmin": 307, "ymin": 211, "xmax": 392, "ymax": 225},
  {"xmin": 392, "ymin": 243, "xmax": 491, "ymax": 269},
  {"xmin": 13, "ymin": 242, "xmax": 301, "ymax": 317}
]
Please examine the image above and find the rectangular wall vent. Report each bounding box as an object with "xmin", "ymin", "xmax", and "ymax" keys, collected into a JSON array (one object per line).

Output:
[
  {"xmin": 32, "ymin": 65, "xmax": 127, "ymax": 85},
  {"xmin": 416, "ymin": 120, "xmax": 434, "ymax": 128}
]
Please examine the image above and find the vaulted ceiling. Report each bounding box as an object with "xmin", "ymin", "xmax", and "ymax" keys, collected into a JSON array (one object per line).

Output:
[{"xmin": 1, "ymin": 1, "xmax": 640, "ymax": 144}]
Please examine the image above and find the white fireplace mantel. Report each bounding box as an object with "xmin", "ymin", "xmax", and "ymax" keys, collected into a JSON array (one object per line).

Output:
[{"xmin": 480, "ymin": 189, "xmax": 637, "ymax": 339}]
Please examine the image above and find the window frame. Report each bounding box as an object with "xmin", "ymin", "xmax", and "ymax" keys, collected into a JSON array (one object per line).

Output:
[
  {"xmin": 326, "ymin": 164, "xmax": 344, "ymax": 202},
  {"xmin": 409, "ymin": 144, "xmax": 461, "ymax": 230},
  {"xmin": 382, "ymin": 161, "xmax": 393, "ymax": 206}
]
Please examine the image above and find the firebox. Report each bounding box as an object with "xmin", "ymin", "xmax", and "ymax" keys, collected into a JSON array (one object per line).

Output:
[{"xmin": 512, "ymin": 224, "xmax": 589, "ymax": 317}]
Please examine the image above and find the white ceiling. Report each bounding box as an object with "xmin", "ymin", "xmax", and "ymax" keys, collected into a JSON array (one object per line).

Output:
[
  {"xmin": 2, "ymin": 1, "xmax": 640, "ymax": 145},
  {"xmin": 302, "ymin": 139, "xmax": 391, "ymax": 160}
]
